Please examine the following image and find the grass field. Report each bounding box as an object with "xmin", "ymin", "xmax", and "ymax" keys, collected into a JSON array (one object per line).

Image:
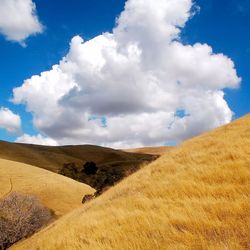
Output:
[
  {"xmin": 0, "ymin": 158, "xmax": 94, "ymax": 217},
  {"xmin": 11, "ymin": 115, "xmax": 250, "ymax": 249}
]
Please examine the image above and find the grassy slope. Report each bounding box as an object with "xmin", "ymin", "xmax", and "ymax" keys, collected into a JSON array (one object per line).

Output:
[
  {"xmin": 12, "ymin": 115, "xmax": 250, "ymax": 249},
  {"xmin": 0, "ymin": 158, "xmax": 94, "ymax": 217}
]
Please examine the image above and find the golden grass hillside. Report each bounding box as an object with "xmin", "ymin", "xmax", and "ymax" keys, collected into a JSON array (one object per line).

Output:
[
  {"xmin": 12, "ymin": 115, "xmax": 250, "ymax": 249},
  {"xmin": 0, "ymin": 158, "xmax": 94, "ymax": 217}
]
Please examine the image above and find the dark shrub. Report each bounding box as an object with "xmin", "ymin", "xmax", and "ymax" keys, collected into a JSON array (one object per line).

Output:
[
  {"xmin": 60, "ymin": 163, "xmax": 78, "ymax": 177},
  {"xmin": 83, "ymin": 162, "xmax": 98, "ymax": 175},
  {"xmin": 81, "ymin": 194, "xmax": 94, "ymax": 204},
  {"xmin": 0, "ymin": 192, "xmax": 53, "ymax": 249}
]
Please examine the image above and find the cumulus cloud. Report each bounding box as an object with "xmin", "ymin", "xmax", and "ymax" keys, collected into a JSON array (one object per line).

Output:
[
  {"xmin": 15, "ymin": 134, "xmax": 58, "ymax": 146},
  {"xmin": 0, "ymin": 0, "xmax": 43, "ymax": 45},
  {"xmin": 12, "ymin": 0, "xmax": 241, "ymax": 147},
  {"xmin": 0, "ymin": 107, "xmax": 21, "ymax": 133}
]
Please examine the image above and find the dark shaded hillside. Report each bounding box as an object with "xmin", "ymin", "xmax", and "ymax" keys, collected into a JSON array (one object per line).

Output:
[{"xmin": 0, "ymin": 141, "xmax": 157, "ymax": 191}]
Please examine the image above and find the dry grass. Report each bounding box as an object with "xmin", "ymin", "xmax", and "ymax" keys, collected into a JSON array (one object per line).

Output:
[
  {"xmin": 0, "ymin": 159, "xmax": 95, "ymax": 217},
  {"xmin": 12, "ymin": 115, "xmax": 250, "ymax": 249}
]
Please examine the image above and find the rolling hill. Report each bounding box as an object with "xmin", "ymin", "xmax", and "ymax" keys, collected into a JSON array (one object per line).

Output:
[
  {"xmin": 124, "ymin": 146, "xmax": 170, "ymax": 156},
  {"xmin": 0, "ymin": 158, "xmax": 94, "ymax": 217},
  {"xmin": 0, "ymin": 141, "xmax": 156, "ymax": 191},
  {"xmin": 0, "ymin": 141, "xmax": 154, "ymax": 172},
  {"xmin": 11, "ymin": 115, "xmax": 250, "ymax": 249}
]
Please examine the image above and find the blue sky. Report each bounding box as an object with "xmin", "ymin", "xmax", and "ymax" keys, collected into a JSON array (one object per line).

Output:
[
  {"xmin": 184, "ymin": 0, "xmax": 250, "ymax": 118},
  {"xmin": 0, "ymin": 0, "xmax": 125, "ymax": 142},
  {"xmin": 0, "ymin": 0, "xmax": 249, "ymax": 147}
]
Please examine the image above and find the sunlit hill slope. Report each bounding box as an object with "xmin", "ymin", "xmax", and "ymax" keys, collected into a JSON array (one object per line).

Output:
[
  {"xmin": 0, "ymin": 159, "xmax": 94, "ymax": 217},
  {"xmin": 11, "ymin": 115, "xmax": 250, "ymax": 249}
]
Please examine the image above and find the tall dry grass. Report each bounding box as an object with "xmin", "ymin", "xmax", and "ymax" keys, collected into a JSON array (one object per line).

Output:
[{"xmin": 12, "ymin": 115, "xmax": 250, "ymax": 249}]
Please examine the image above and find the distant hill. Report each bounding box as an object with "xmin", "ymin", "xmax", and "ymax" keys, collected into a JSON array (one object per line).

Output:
[
  {"xmin": 13, "ymin": 115, "xmax": 250, "ymax": 249},
  {"xmin": 124, "ymin": 146, "xmax": 170, "ymax": 156},
  {"xmin": 0, "ymin": 141, "xmax": 156, "ymax": 191},
  {"xmin": 0, "ymin": 158, "xmax": 94, "ymax": 217}
]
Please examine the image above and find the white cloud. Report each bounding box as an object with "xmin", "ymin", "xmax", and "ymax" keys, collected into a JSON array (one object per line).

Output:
[
  {"xmin": 0, "ymin": 107, "xmax": 21, "ymax": 133},
  {"xmin": 12, "ymin": 0, "xmax": 241, "ymax": 147},
  {"xmin": 0, "ymin": 0, "xmax": 43, "ymax": 45},
  {"xmin": 15, "ymin": 134, "xmax": 58, "ymax": 146}
]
